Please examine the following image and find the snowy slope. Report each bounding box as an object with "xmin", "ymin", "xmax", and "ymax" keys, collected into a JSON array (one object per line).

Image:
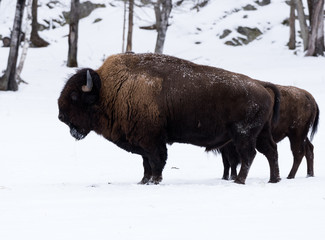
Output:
[{"xmin": 0, "ymin": 0, "xmax": 325, "ymax": 240}]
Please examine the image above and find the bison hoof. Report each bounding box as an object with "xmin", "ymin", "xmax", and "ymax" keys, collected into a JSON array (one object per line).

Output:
[
  {"xmin": 287, "ymin": 175, "xmax": 295, "ymax": 179},
  {"xmin": 138, "ymin": 176, "xmax": 151, "ymax": 185},
  {"xmin": 234, "ymin": 178, "xmax": 245, "ymax": 185},
  {"xmin": 150, "ymin": 175, "xmax": 163, "ymax": 185},
  {"xmin": 138, "ymin": 175, "xmax": 162, "ymax": 185},
  {"xmin": 269, "ymin": 177, "xmax": 281, "ymax": 183},
  {"xmin": 230, "ymin": 174, "xmax": 237, "ymax": 181},
  {"xmin": 222, "ymin": 175, "xmax": 229, "ymax": 180}
]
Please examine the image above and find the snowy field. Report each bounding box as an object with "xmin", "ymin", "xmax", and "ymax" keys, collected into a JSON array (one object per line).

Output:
[{"xmin": 1, "ymin": 0, "xmax": 325, "ymax": 239}]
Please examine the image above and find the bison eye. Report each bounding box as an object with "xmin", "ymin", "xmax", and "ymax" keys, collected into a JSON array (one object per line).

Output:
[{"xmin": 70, "ymin": 91, "xmax": 79, "ymax": 101}]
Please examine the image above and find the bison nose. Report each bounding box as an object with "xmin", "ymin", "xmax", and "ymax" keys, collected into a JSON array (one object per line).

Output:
[{"xmin": 58, "ymin": 112, "xmax": 65, "ymax": 122}]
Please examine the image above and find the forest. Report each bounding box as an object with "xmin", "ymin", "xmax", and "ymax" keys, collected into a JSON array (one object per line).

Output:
[{"xmin": 0, "ymin": 0, "xmax": 324, "ymax": 91}]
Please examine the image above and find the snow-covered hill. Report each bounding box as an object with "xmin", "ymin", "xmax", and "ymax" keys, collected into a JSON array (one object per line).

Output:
[{"xmin": 0, "ymin": 1, "xmax": 325, "ymax": 239}]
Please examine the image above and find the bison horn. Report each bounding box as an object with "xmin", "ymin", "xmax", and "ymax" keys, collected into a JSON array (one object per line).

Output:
[{"xmin": 82, "ymin": 70, "xmax": 93, "ymax": 92}]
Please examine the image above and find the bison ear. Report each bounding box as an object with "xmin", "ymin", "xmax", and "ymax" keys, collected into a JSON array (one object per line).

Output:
[{"xmin": 81, "ymin": 69, "xmax": 101, "ymax": 105}]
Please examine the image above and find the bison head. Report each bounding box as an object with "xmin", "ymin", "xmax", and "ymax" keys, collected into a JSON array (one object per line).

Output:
[{"xmin": 58, "ymin": 68, "xmax": 101, "ymax": 140}]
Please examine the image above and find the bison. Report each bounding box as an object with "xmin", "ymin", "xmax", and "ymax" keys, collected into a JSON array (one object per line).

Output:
[
  {"xmin": 219, "ymin": 85, "xmax": 319, "ymax": 180},
  {"xmin": 58, "ymin": 53, "xmax": 281, "ymax": 184}
]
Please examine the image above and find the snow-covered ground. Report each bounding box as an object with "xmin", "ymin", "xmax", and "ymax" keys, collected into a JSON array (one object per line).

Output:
[{"xmin": 1, "ymin": 0, "xmax": 324, "ymax": 239}]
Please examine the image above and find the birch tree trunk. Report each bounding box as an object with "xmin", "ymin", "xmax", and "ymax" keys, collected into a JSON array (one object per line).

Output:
[
  {"xmin": 16, "ymin": 0, "xmax": 32, "ymax": 84},
  {"xmin": 126, "ymin": 0, "xmax": 134, "ymax": 52},
  {"xmin": 306, "ymin": 0, "xmax": 324, "ymax": 56},
  {"xmin": 122, "ymin": 0, "xmax": 127, "ymax": 53},
  {"xmin": 289, "ymin": 0, "xmax": 296, "ymax": 49},
  {"xmin": 295, "ymin": 0, "xmax": 309, "ymax": 51},
  {"xmin": 67, "ymin": 0, "xmax": 79, "ymax": 67},
  {"xmin": 154, "ymin": 0, "xmax": 172, "ymax": 54},
  {"xmin": 0, "ymin": 0, "xmax": 26, "ymax": 91}
]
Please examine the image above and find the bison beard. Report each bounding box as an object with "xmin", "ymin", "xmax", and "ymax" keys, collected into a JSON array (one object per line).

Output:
[{"xmin": 58, "ymin": 53, "xmax": 281, "ymax": 185}]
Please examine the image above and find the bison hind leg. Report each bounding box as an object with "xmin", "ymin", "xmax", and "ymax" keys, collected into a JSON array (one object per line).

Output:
[
  {"xmin": 256, "ymin": 125, "xmax": 281, "ymax": 183},
  {"xmin": 228, "ymin": 122, "xmax": 262, "ymax": 184},
  {"xmin": 287, "ymin": 134, "xmax": 306, "ymax": 179},
  {"xmin": 234, "ymin": 142, "xmax": 256, "ymax": 184},
  {"xmin": 231, "ymin": 135, "xmax": 257, "ymax": 184},
  {"xmin": 305, "ymin": 138, "xmax": 314, "ymax": 177}
]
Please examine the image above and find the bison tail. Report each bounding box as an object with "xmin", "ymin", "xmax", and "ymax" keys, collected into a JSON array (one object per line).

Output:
[
  {"xmin": 265, "ymin": 83, "xmax": 281, "ymax": 125},
  {"xmin": 310, "ymin": 103, "xmax": 319, "ymax": 141}
]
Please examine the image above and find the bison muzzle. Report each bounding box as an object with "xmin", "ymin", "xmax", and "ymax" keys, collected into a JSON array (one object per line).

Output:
[{"xmin": 58, "ymin": 53, "xmax": 281, "ymax": 184}]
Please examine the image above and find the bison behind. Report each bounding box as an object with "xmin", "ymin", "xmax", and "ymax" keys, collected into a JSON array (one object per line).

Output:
[{"xmin": 219, "ymin": 85, "xmax": 319, "ymax": 180}]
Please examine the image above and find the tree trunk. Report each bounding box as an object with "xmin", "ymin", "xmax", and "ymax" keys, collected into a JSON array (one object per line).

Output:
[
  {"xmin": 0, "ymin": 0, "xmax": 26, "ymax": 91},
  {"xmin": 295, "ymin": 0, "xmax": 309, "ymax": 51},
  {"xmin": 154, "ymin": 0, "xmax": 172, "ymax": 54},
  {"xmin": 67, "ymin": 0, "xmax": 79, "ymax": 68},
  {"xmin": 306, "ymin": 0, "xmax": 324, "ymax": 56},
  {"xmin": 16, "ymin": 0, "xmax": 32, "ymax": 84},
  {"xmin": 307, "ymin": 0, "xmax": 314, "ymax": 23},
  {"xmin": 289, "ymin": 0, "xmax": 296, "ymax": 49},
  {"xmin": 126, "ymin": 0, "xmax": 134, "ymax": 52},
  {"xmin": 122, "ymin": 0, "xmax": 127, "ymax": 53},
  {"xmin": 30, "ymin": 0, "xmax": 49, "ymax": 47}
]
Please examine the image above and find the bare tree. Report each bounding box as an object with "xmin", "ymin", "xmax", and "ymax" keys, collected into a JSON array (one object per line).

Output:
[
  {"xmin": 306, "ymin": 0, "xmax": 324, "ymax": 56},
  {"xmin": 30, "ymin": 0, "xmax": 49, "ymax": 47},
  {"xmin": 126, "ymin": 0, "xmax": 134, "ymax": 52},
  {"xmin": 288, "ymin": 0, "xmax": 296, "ymax": 49},
  {"xmin": 295, "ymin": 0, "xmax": 309, "ymax": 51},
  {"xmin": 67, "ymin": 0, "xmax": 79, "ymax": 67},
  {"xmin": 16, "ymin": 0, "xmax": 32, "ymax": 85},
  {"xmin": 122, "ymin": 0, "xmax": 127, "ymax": 52},
  {"xmin": 0, "ymin": 0, "xmax": 26, "ymax": 91},
  {"xmin": 154, "ymin": 0, "xmax": 172, "ymax": 54}
]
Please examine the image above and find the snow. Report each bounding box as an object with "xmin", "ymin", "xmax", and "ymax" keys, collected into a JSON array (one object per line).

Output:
[{"xmin": 1, "ymin": 0, "xmax": 325, "ymax": 239}]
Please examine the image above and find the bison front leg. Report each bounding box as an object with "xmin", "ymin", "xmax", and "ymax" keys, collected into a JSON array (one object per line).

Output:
[
  {"xmin": 221, "ymin": 144, "xmax": 239, "ymax": 180},
  {"xmin": 139, "ymin": 157, "xmax": 152, "ymax": 184},
  {"xmin": 139, "ymin": 144, "xmax": 167, "ymax": 185},
  {"xmin": 221, "ymin": 153, "xmax": 231, "ymax": 180},
  {"xmin": 221, "ymin": 145, "xmax": 237, "ymax": 180}
]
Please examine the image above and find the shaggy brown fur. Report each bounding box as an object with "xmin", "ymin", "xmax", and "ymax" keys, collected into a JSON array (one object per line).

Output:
[
  {"xmin": 58, "ymin": 53, "xmax": 281, "ymax": 184},
  {"xmin": 220, "ymin": 85, "xmax": 319, "ymax": 180}
]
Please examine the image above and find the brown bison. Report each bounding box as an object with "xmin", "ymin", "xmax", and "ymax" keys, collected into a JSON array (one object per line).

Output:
[
  {"xmin": 58, "ymin": 53, "xmax": 281, "ymax": 184},
  {"xmin": 219, "ymin": 85, "xmax": 319, "ymax": 180}
]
